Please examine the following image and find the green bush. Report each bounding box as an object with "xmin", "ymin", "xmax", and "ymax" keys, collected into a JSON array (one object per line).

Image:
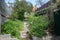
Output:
[
  {"xmin": 29, "ymin": 15, "xmax": 50, "ymax": 37},
  {"xmin": 1, "ymin": 20, "xmax": 24, "ymax": 39}
]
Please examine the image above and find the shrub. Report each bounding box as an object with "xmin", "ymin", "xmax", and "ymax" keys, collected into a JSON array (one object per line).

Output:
[
  {"xmin": 1, "ymin": 20, "xmax": 24, "ymax": 39},
  {"xmin": 29, "ymin": 15, "xmax": 50, "ymax": 37}
]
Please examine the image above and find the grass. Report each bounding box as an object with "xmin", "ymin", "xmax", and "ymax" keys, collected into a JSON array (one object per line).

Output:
[{"xmin": 1, "ymin": 19, "xmax": 24, "ymax": 40}]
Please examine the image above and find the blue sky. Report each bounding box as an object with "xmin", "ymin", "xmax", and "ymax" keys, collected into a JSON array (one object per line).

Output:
[
  {"xmin": 5, "ymin": 0, "xmax": 49, "ymax": 7},
  {"xmin": 26, "ymin": 0, "xmax": 49, "ymax": 5}
]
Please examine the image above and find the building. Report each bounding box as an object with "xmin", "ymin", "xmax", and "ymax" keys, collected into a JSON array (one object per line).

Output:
[
  {"xmin": 35, "ymin": 0, "xmax": 58, "ymax": 17},
  {"xmin": 0, "ymin": 0, "xmax": 11, "ymax": 24},
  {"xmin": 37, "ymin": 0, "xmax": 60, "ymax": 12},
  {"xmin": 32, "ymin": 5, "xmax": 37, "ymax": 12},
  {"xmin": 36, "ymin": 0, "xmax": 60, "ymax": 35},
  {"xmin": 37, "ymin": 1, "xmax": 50, "ymax": 11}
]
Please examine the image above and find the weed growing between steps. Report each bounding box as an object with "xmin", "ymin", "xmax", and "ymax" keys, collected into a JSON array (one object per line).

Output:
[{"xmin": 1, "ymin": 20, "xmax": 24, "ymax": 40}]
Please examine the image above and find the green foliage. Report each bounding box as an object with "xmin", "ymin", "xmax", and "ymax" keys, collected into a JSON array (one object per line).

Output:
[
  {"xmin": 14, "ymin": 0, "xmax": 33, "ymax": 13},
  {"xmin": 35, "ymin": 8, "xmax": 48, "ymax": 16},
  {"xmin": 1, "ymin": 20, "xmax": 24, "ymax": 39},
  {"xmin": 10, "ymin": 0, "xmax": 33, "ymax": 20},
  {"xmin": 27, "ymin": 12, "xmax": 35, "ymax": 23},
  {"xmin": 28, "ymin": 15, "xmax": 50, "ymax": 37}
]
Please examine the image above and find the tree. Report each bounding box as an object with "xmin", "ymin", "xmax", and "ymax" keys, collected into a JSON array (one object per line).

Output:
[
  {"xmin": 29, "ymin": 15, "xmax": 50, "ymax": 37},
  {"xmin": 10, "ymin": 0, "xmax": 33, "ymax": 20}
]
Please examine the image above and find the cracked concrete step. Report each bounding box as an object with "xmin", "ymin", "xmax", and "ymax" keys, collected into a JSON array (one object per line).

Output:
[
  {"xmin": 0, "ymin": 34, "xmax": 18, "ymax": 40},
  {"xmin": 10, "ymin": 38, "xmax": 18, "ymax": 40},
  {"xmin": 0, "ymin": 34, "xmax": 11, "ymax": 40},
  {"xmin": 20, "ymin": 31, "xmax": 27, "ymax": 38}
]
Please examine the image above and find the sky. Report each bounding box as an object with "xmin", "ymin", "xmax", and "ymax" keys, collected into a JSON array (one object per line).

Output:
[{"xmin": 5, "ymin": 0, "xmax": 49, "ymax": 7}]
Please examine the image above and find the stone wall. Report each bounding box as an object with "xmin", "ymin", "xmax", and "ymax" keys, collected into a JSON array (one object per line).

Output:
[
  {"xmin": 0, "ymin": 34, "xmax": 18, "ymax": 40},
  {"xmin": 32, "ymin": 36, "xmax": 60, "ymax": 40}
]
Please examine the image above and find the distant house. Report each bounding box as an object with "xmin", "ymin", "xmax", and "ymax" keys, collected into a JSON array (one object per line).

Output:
[
  {"xmin": 36, "ymin": 0, "xmax": 56, "ymax": 13},
  {"xmin": 37, "ymin": 1, "xmax": 50, "ymax": 11},
  {"xmin": 0, "ymin": 0, "xmax": 11, "ymax": 24},
  {"xmin": 39, "ymin": 0, "xmax": 56, "ymax": 9},
  {"xmin": 36, "ymin": 1, "xmax": 51, "ymax": 16}
]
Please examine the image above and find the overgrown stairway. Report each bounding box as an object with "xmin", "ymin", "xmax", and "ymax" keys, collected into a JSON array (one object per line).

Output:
[
  {"xmin": 20, "ymin": 31, "xmax": 27, "ymax": 39},
  {"xmin": 20, "ymin": 21, "xmax": 29, "ymax": 40}
]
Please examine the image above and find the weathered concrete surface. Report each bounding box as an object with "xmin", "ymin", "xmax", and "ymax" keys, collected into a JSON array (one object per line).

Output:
[
  {"xmin": 20, "ymin": 21, "xmax": 30, "ymax": 40},
  {"xmin": 32, "ymin": 35, "xmax": 60, "ymax": 40},
  {"xmin": 0, "ymin": 34, "xmax": 18, "ymax": 40}
]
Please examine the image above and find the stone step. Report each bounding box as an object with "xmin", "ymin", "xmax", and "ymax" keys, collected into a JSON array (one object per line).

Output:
[
  {"xmin": 20, "ymin": 31, "xmax": 27, "ymax": 38},
  {"xmin": 0, "ymin": 34, "xmax": 18, "ymax": 40},
  {"xmin": 10, "ymin": 36, "xmax": 18, "ymax": 40},
  {"xmin": 0, "ymin": 34, "xmax": 11, "ymax": 40},
  {"xmin": 20, "ymin": 35, "xmax": 27, "ymax": 38},
  {"xmin": 0, "ymin": 34, "xmax": 11, "ymax": 38}
]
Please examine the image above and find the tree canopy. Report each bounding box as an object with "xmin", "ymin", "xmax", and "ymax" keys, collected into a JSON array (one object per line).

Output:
[
  {"xmin": 10, "ymin": 0, "xmax": 33, "ymax": 20},
  {"xmin": 14, "ymin": 0, "xmax": 33, "ymax": 13}
]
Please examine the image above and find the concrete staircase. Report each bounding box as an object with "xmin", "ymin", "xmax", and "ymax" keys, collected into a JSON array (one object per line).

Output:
[
  {"xmin": 20, "ymin": 31, "xmax": 27, "ymax": 39},
  {"xmin": 0, "ymin": 34, "xmax": 18, "ymax": 40},
  {"xmin": 19, "ymin": 21, "xmax": 29, "ymax": 40}
]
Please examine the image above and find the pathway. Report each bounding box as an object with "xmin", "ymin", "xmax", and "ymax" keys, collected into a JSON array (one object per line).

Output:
[{"xmin": 20, "ymin": 21, "xmax": 29, "ymax": 40}]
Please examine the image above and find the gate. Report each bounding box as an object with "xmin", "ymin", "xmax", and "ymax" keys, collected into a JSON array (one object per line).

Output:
[{"xmin": 54, "ymin": 9, "xmax": 60, "ymax": 35}]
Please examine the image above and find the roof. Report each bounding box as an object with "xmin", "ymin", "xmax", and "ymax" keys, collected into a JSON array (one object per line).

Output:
[
  {"xmin": 37, "ymin": 0, "xmax": 56, "ymax": 11},
  {"xmin": 37, "ymin": 1, "xmax": 50, "ymax": 11}
]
